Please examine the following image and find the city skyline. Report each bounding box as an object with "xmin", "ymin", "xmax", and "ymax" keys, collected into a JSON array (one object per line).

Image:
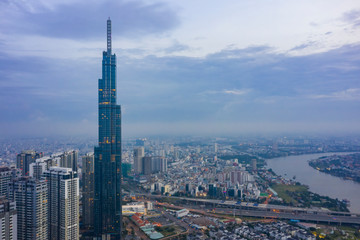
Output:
[{"xmin": 0, "ymin": 0, "xmax": 360, "ymax": 138}]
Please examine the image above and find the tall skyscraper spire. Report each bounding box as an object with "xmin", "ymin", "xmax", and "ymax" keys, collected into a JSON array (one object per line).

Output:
[
  {"xmin": 94, "ymin": 19, "xmax": 122, "ymax": 239},
  {"xmin": 107, "ymin": 18, "xmax": 112, "ymax": 55}
]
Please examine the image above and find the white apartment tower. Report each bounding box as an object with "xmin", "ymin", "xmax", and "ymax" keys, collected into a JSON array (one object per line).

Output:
[{"xmin": 44, "ymin": 167, "xmax": 79, "ymax": 240}]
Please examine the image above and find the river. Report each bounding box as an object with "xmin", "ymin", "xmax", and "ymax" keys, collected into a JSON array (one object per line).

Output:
[{"xmin": 266, "ymin": 152, "xmax": 360, "ymax": 213}]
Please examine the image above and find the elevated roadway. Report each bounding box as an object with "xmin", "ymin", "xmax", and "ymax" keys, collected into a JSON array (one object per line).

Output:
[{"xmin": 139, "ymin": 194, "xmax": 360, "ymax": 225}]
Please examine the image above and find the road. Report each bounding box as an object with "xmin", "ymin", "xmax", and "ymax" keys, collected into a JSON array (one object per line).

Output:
[
  {"xmin": 140, "ymin": 194, "xmax": 360, "ymax": 225},
  {"xmin": 212, "ymin": 207, "xmax": 360, "ymax": 224}
]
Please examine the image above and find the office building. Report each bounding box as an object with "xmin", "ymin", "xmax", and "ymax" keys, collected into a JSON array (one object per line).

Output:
[
  {"xmin": 94, "ymin": 18, "xmax": 122, "ymax": 238},
  {"xmin": 0, "ymin": 197, "xmax": 17, "ymax": 240},
  {"xmin": 9, "ymin": 177, "xmax": 48, "ymax": 240},
  {"xmin": 133, "ymin": 147, "xmax": 144, "ymax": 174},
  {"xmin": 16, "ymin": 151, "xmax": 43, "ymax": 176},
  {"xmin": 44, "ymin": 167, "xmax": 79, "ymax": 240},
  {"xmin": 82, "ymin": 153, "xmax": 94, "ymax": 230}
]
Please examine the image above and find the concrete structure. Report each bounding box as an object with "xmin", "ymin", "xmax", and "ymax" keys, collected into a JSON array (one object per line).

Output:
[
  {"xmin": 0, "ymin": 167, "xmax": 21, "ymax": 197},
  {"xmin": 134, "ymin": 147, "xmax": 144, "ymax": 174},
  {"xmin": 176, "ymin": 209, "xmax": 189, "ymax": 218},
  {"xmin": 44, "ymin": 167, "xmax": 79, "ymax": 240},
  {"xmin": 142, "ymin": 157, "xmax": 152, "ymax": 175},
  {"xmin": 16, "ymin": 151, "xmax": 43, "ymax": 176},
  {"xmin": 0, "ymin": 197, "xmax": 17, "ymax": 240},
  {"xmin": 9, "ymin": 177, "xmax": 48, "ymax": 240},
  {"xmin": 151, "ymin": 157, "xmax": 167, "ymax": 173},
  {"xmin": 122, "ymin": 202, "xmax": 145, "ymax": 216},
  {"xmin": 81, "ymin": 153, "xmax": 94, "ymax": 229},
  {"xmin": 29, "ymin": 156, "xmax": 57, "ymax": 180},
  {"xmin": 59, "ymin": 150, "xmax": 78, "ymax": 172},
  {"xmin": 251, "ymin": 159, "xmax": 257, "ymax": 171}
]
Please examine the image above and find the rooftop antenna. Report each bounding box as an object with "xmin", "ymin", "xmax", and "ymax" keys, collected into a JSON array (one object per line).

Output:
[{"xmin": 107, "ymin": 17, "xmax": 111, "ymax": 55}]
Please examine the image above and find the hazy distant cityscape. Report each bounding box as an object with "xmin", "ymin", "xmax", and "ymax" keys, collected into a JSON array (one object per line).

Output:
[
  {"xmin": 1, "ymin": 0, "xmax": 360, "ymax": 239},
  {"xmin": 0, "ymin": 135, "xmax": 360, "ymax": 239}
]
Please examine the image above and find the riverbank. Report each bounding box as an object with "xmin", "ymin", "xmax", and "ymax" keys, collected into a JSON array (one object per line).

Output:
[
  {"xmin": 270, "ymin": 183, "xmax": 348, "ymax": 212},
  {"xmin": 266, "ymin": 152, "xmax": 360, "ymax": 213},
  {"xmin": 308, "ymin": 153, "xmax": 360, "ymax": 183}
]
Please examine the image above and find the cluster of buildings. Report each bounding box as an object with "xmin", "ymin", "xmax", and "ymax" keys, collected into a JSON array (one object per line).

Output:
[
  {"xmin": 129, "ymin": 144, "xmax": 263, "ymax": 201},
  {"xmin": 0, "ymin": 150, "xmax": 80, "ymax": 240},
  {"xmin": 133, "ymin": 147, "xmax": 168, "ymax": 175},
  {"xmin": 309, "ymin": 153, "xmax": 360, "ymax": 183},
  {"xmin": 130, "ymin": 213, "xmax": 164, "ymax": 239},
  {"xmin": 208, "ymin": 221, "xmax": 316, "ymax": 240},
  {"xmin": 122, "ymin": 201, "xmax": 153, "ymax": 216}
]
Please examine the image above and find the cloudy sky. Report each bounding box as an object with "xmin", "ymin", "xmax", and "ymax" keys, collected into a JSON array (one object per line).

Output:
[{"xmin": 0, "ymin": 0, "xmax": 360, "ymax": 137}]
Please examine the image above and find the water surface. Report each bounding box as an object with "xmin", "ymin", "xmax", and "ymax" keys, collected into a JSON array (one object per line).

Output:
[{"xmin": 267, "ymin": 152, "xmax": 360, "ymax": 213}]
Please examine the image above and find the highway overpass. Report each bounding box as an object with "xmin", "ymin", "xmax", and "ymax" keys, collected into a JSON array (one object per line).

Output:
[{"xmin": 140, "ymin": 194, "xmax": 360, "ymax": 225}]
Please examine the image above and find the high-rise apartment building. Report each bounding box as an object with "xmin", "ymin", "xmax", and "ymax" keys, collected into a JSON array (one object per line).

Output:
[
  {"xmin": 0, "ymin": 167, "xmax": 21, "ymax": 197},
  {"xmin": 82, "ymin": 153, "xmax": 94, "ymax": 230},
  {"xmin": 9, "ymin": 177, "xmax": 48, "ymax": 240},
  {"xmin": 16, "ymin": 151, "xmax": 43, "ymax": 176},
  {"xmin": 251, "ymin": 158, "xmax": 257, "ymax": 171},
  {"xmin": 59, "ymin": 150, "xmax": 78, "ymax": 172},
  {"xmin": 151, "ymin": 157, "xmax": 167, "ymax": 173},
  {"xmin": 134, "ymin": 147, "xmax": 144, "ymax": 174},
  {"xmin": 29, "ymin": 156, "xmax": 57, "ymax": 180},
  {"xmin": 94, "ymin": 18, "xmax": 122, "ymax": 238},
  {"xmin": 0, "ymin": 197, "xmax": 17, "ymax": 240},
  {"xmin": 44, "ymin": 167, "xmax": 79, "ymax": 240},
  {"xmin": 142, "ymin": 157, "xmax": 152, "ymax": 175}
]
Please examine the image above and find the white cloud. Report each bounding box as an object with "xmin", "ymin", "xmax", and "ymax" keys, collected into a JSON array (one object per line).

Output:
[
  {"xmin": 223, "ymin": 89, "xmax": 250, "ymax": 95},
  {"xmin": 200, "ymin": 88, "xmax": 251, "ymax": 96},
  {"xmin": 309, "ymin": 88, "xmax": 360, "ymax": 101}
]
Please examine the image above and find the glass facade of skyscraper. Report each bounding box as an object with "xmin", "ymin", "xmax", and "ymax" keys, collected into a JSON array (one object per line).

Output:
[{"xmin": 94, "ymin": 18, "xmax": 122, "ymax": 238}]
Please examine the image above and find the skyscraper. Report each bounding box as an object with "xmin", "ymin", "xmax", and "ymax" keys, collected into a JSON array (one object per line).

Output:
[
  {"xmin": 0, "ymin": 166, "xmax": 21, "ymax": 197},
  {"xmin": 142, "ymin": 157, "xmax": 152, "ymax": 175},
  {"xmin": 16, "ymin": 150, "xmax": 43, "ymax": 176},
  {"xmin": 82, "ymin": 153, "xmax": 94, "ymax": 230},
  {"xmin": 94, "ymin": 18, "xmax": 122, "ymax": 238},
  {"xmin": 9, "ymin": 177, "xmax": 48, "ymax": 240},
  {"xmin": 29, "ymin": 156, "xmax": 57, "ymax": 180},
  {"xmin": 59, "ymin": 150, "xmax": 78, "ymax": 172},
  {"xmin": 133, "ymin": 147, "xmax": 144, "ymax": 174},
  {"xmin": 150, "ymin": 157, "xmax": 167, "ymax": 173},
  {"xmin": 0, "ymin": 197, "xmax": 17, "ymax": 240},
  {"xmin": 44, "ymin": 167, "xmax": 79, "ymax": 240}
]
